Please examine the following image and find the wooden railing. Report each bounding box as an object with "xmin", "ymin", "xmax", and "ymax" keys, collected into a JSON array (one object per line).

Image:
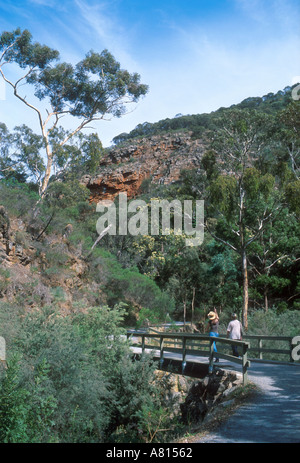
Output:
[
  {"xmin": 146, "ymin": 328, "xmax": 299, "ymax": 365},
  {"xmin": 242, "ymin": 334, "xmax": 298, "ymax": 364},
  {"xmin": 127, "ymin": 331, "xmax": 251, "ymax": 385}
]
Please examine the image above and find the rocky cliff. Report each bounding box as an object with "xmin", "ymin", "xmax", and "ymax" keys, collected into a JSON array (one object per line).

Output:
[
  {"xmin": 0, "ymin": 209, "xmax": 90, "ymax": 313},
  {"xmin": 81, "ymin": 132, "xmax": 206, "ymax": 202}
]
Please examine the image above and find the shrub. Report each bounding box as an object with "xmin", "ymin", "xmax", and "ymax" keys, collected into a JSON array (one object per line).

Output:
[
  {"xmin": 88, "ymin": 249, "xmax": 175, "ymax": 322},
  {"xmin": 0, "ymin": 355, "xmax": 57, "ymax": 443},
  {"xmin": 247, "ymin": 309, "xmax": 300, "ymax": 338},
  {"xmin": 0, "ymin": 302, "xmax": 170, "ymax": 442}
]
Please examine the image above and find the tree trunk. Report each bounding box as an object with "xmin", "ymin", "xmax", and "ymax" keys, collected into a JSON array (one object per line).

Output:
[
  {"xmin": 191, "ymin": 287, "xmax": 196, "ymax": 325},
  {"xmin": 183, "ymin": 298, "xmax": 187, "ymax": 326},
  {"xmin": 242, "ymin": 248, "xmax": 248, "ymax": 330},
  {"xmin": 40, "ymin": 151, "xmax": 53, "ymax": 197},
  {"xmin": 264, "ymin": 286, "xmax": 269, "ymax": 312}
]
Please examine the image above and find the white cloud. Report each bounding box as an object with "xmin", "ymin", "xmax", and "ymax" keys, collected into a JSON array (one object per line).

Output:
[
  {"xmin": 73, "ymin": 0, "xmax": 139, "ymax": 70},
  {"xmin": 235, "ymin": 0, "xmax": 300, "ymax": 30}
]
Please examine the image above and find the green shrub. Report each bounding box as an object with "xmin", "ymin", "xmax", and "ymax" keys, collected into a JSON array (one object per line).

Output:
[
  {"xmin": 88, "ymin": 249, "xmax": 175, "ymax": 322},
  {"xmin": 247, "ymin": 309, "xmax": 300, "ymax": 338},
  {"xmin": 0, "ymin": 180, "xmax": 39, "ymax": 217},
  {"xmin": 247, "ymin": 309, "xmax": 300, "ymax": 362},
  {"xmin": 0, "ymin": 355, "xmax": 29, "ymax": 443},
  {"xmin": 0, "ymin": 302, "xmax": 170, "ymax": 443},
  {"xmin": 0, "ymin": 355, "xmax": 57, "ymax": 443}
]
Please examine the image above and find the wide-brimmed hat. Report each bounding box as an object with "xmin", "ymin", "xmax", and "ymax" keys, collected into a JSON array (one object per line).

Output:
[{"xmin": 207, "ymin": 311, "xmax": 217, "ymax": 320}]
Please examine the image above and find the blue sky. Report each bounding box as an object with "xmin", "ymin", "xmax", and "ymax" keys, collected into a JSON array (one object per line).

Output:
[{"xmin": 0, "ymin": 0, "xmax": 299, "ymax": 146}]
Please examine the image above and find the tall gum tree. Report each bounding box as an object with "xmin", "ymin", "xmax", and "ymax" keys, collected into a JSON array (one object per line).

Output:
[
  {"xmin": 205, "ymin": 109, "xmax": 283, "ymax": 329},
  {"xmin": 0, "ymin": 28, "xmax": 148, "ymax": 197}
]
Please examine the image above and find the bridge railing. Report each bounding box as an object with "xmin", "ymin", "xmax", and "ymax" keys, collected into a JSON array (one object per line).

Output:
[
  {"xmin": 242, "ymin": 334, "xmax": 298, "ymax": 364},
  {"xmin": 144, "ymin": 327, "xmax": 299, "ymax": 364},
  {"xmin": 127, "ymin": 331, "xmax": 250, "ymax": 385}
]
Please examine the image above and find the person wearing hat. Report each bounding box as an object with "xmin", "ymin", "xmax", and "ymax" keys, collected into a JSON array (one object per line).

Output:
[
  {"xmin": 227, "ymin": 313, "xmax": 243, "ymax": 357},
  {"xmin": 207, "ymin": 308, "xmax": 219, "ymax": 362}
]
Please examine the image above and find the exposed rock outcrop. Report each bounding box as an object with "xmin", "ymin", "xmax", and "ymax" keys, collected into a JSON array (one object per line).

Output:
[
  {"xmin": 155, "ymin": 369, "xmax": 243, "ymax": 425},
  {"xmin": 180, "ymin": 369, "xmax": 243, "ymax": 424},
  {"xmin": 82, "ymin": 132, "xmax": 206, "ymax": 202},
  {"xmin": 0, "ymin": 216, "xmax": 91, "ymax": 312}
]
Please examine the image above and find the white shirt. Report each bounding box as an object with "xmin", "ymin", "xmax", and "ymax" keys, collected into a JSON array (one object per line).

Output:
[{"xmin": 227, "ymin": 319, "xmax": 242, "ymax": 340}]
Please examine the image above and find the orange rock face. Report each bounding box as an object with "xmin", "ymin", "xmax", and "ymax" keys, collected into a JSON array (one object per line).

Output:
[{"xmin": 82, "ymin": 132, "xmax": 205, "ymax": 202}]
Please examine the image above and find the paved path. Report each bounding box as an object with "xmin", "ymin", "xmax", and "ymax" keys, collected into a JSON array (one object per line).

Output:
[
  {"xmin": 130, "ymin": 345, "xmax": 300, "ymax": 443},
  {"xmin": 197, "ymin": 362, "xmax": 300, "ymax": 443}
]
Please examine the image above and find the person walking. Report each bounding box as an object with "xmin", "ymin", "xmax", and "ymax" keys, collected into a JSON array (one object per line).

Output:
[
  {"xmin": 207, "ymin": 309, "xmax": 219, "ymax": 362},
  {"xmin": 227, "ymin": 313, "xmax": 243, "ymax": 357}
]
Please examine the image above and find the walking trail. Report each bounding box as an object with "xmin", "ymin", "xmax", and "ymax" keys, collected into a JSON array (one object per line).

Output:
[{"xmin": 196, "ymin": 362, "xmax": 300, "ymax": 443}]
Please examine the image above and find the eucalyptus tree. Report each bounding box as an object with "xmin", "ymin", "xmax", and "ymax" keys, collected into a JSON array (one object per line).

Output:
[
  {"xmin": 278, "ymin": 102, "xmax": 300, "ymax": 179},
  {"xmin": 0, "ymin": 123, "xmax": 28, "ymax": 182},
  {"xmin": 248, "ymin": 209, "xmax": 300, "ymax": 311},
  {"xmin": 205, "ymin": 109, "xmax": 282, "ymax": 329},
  {"xmin": 278, "ymin": 102, "xmax": 300, "ymax": 219},
  {"xmin": 0, "ymin": 123, "xmax": 15, "ymax": 179},
  {"xmin": 0, "ymin": 28, "xmax": 148, "ymax": 196}
]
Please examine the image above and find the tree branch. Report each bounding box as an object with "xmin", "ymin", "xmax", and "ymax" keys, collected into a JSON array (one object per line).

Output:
[{"xmin": 205, "ymin": 221, "xmax": 238, "ymax": 252}]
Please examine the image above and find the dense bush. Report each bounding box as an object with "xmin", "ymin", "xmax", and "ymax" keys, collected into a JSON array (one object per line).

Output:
[
  {"xmin": 0, "ymin": 302, "xmax": 174, "ymax": 443},
  {"xmin": 87, "ymin": 248, "xmax": 175, "ymax": 323}
]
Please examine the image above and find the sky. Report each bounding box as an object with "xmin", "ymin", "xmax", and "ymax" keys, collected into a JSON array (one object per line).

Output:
[{"xmin": 0, "ymin": 0, "xmax": 299, "ymax": 147}]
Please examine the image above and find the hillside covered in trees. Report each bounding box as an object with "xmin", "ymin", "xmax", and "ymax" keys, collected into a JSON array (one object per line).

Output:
[
  {"xmin": 0, "ymin": 28, "xmax": 299, "ymax": 443},
  {"xmin": 1, "ymin": 84, "xmax": 299, "ymax": 327},
  {"xmin": 112, "ymin": 85, "xmax": 297, "ymax": 144}
]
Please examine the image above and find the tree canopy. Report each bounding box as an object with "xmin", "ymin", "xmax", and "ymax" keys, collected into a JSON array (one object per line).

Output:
[{"xmin": 0, "ymin": 28, "xmax": 148, "ymax": 196}]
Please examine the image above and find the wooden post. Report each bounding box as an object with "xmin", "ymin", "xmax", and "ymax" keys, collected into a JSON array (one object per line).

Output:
[
  {"xmin": 182, "ymin": 336, "xmax": 187, "ymax": 372},
  {"xmin": 142, "ymin": 335, "xmax": 145, "ymax": 354},
  {"xmin": 209, "ymin": 337, "xmax": 214, "ymax": 374},
  {"xmin": 160, "ymin": 335, "xmax": 164, "ymax": 365}
]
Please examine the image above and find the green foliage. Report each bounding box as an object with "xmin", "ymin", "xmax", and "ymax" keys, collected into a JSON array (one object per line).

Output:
[
  {"xmin": 210, "ymin": 175, "xmax": 237, "ymax": 219},
  {"xmin": 88, "ymin": 248, "xmax": 175, "ymax": 321},
  {"xmin": 0, "ymin": 355, "xmax": 30, "ymax": 443},
  {"xmin": 285, "ymin": 180, "xmax": 300, "ymax": 216},
  {"xmin": 44, "ymin": 179, "xmax": 90, "ymax": 210},
  {"xmin": 0, "ymin": 28, "xmax": 59, "ymax": 69},
  {"xmin": 201, "ymin": 150, "xmax": 218, "ymax": 180},
  {"xmin": 0, "ymin": 179, "xmax": 39, "ymax": 216},
  {"xmin": 248, "ymin": 309, "xmax": 300, "ymax": 338},
  {"xmin": 0, "ymin": 72, "xmax": 299, "ymax": 440},
  {"xmin": 12, "ymin": 125, "xmax": 45, "ymax": 183},
  {"xmin": 0, "ymin": 269, "xmax": 9, "ymax": 295},
  {"xmin": 0, "ymin": 355, "xmax": 57, "ymax": 443},
  {"xmin": 135, "ymin": 404, "xmax": 171, "ymax": 443},
  {"xmin": 0, "ymin": 28, "xmax": 148, "ymax": 195},
  {"xmin": 0, "ymin": 301, "xmax": 173, "ymax": 443},
  {"xmin": 105, "ymin": 354, "xmax": 160, "ymax": 441}
]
